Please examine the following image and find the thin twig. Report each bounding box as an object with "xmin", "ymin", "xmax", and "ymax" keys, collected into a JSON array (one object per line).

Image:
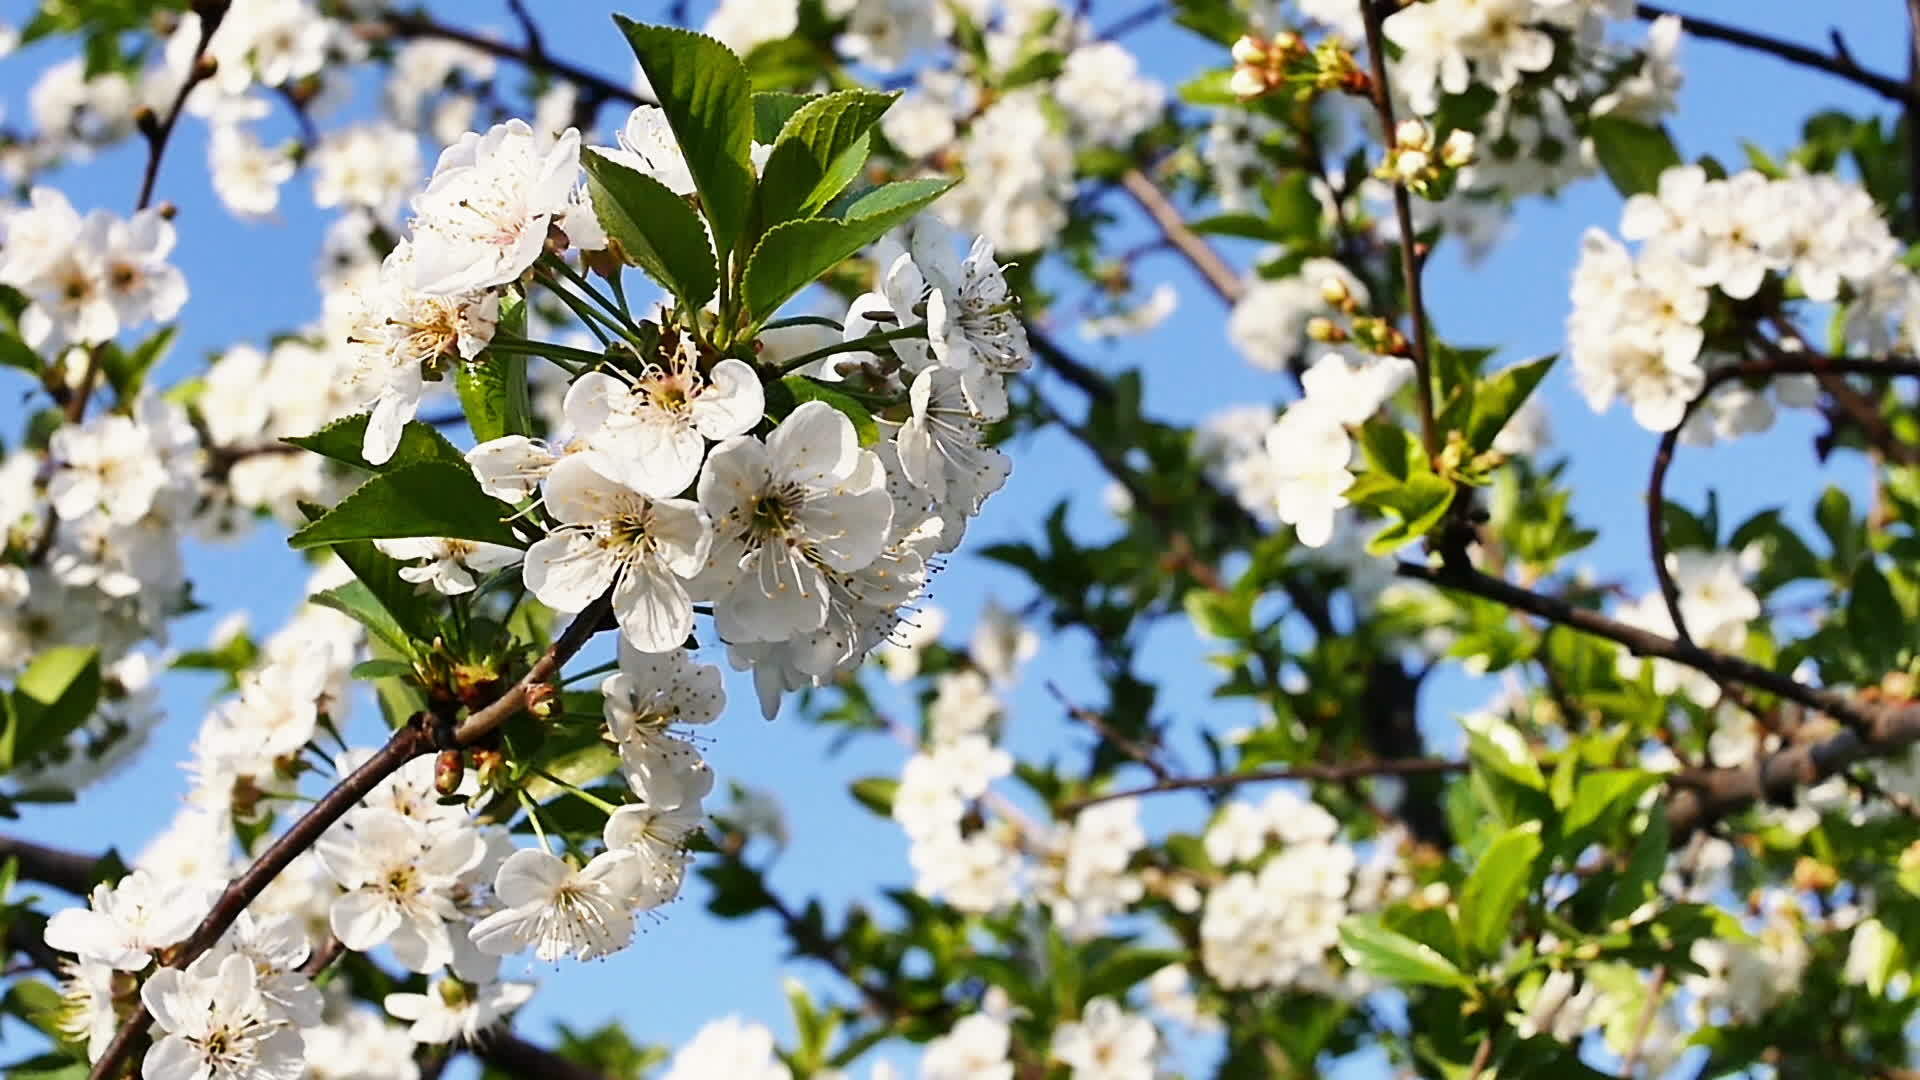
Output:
[
  {"xmin": 1620, "ymin": 965, "xmax": 1669, "ymax": 1075},
  {"xmin": 1358, "ymin": 0, "xmax": 1438, "ymax": 461},
  {"xmin": 381, "ymin": 12, "xmax": 650, "ymax": 109},
  {"xmin": 1635, "ymin": 4, "xmax": 1914, "ymax": 105},
  {"xmin": 1059, "ymin": 758, "xmax": 1466, "ymax": 814},
  {"xmin": 1048, "ymin": 681, "xmax": 1172, "ymax": 782}
]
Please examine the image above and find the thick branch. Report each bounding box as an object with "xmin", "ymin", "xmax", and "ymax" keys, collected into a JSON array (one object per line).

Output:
[
  {"xmin": 1118, "ymin": 168, "xmax": 1244, "ymax": 305},
  {"xmin": 0, "ymin": 834, "xmax": 100, "ymax": 895},
  {"xmin": 88, "ymin": 595, "xmax": 615, "ymax": 1080},
  {"xmin": 1636, "ymin": 4, "xmax": 1914, "ymax": 106},
  {"xmin": 473, "ymin": 1032, "xmax": 611, "ymax": 1080}
]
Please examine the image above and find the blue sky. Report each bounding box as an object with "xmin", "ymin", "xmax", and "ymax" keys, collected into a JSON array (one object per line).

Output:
[{"xmin": 0, "ymin": 0, "xmax": 1904, "ymax": 1075}]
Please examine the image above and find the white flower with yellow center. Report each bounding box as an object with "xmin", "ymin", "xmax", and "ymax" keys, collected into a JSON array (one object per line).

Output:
[
  {"xmin": 469, "ymin": 847, "xmax": 644, "ymax": 962},
  {"xmin": 565, "ymin": 347, "xmax": 763, "ymax": 500}
]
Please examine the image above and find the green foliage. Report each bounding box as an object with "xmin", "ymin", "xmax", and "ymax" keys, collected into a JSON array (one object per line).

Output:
[
  {"xmin": 766, "ymin": 374, "xmax": 880, "ymax": 445},
  {"xmin": 582, "ymin": 150, "xmax": 720, "ymax": 311},
  {"xmin": 282, "ymin": 415, "xmax": 469, "ymax": 474},
  {"xmin": 1457, "ymin": 821, "xmax": 1542, "ymax": 959},
  {"xmin": 741, "ymin": 178, "xmax": 956, "ymax": 326},
  {"xmin": 757, "ymin": 90, "xmax": 898, "ymax": 222},
  {"xmin": 615, "ymin": 19, "xmax": 756, "ymax": 266},
  {"xmin": 0, "ymin": 647, "xmax": 101, "ymax": 772},
  {"xmin": 1587, "ymin": 115, "xmax": 1683, "ymax": 196},
  {"xmin": 288, "ymin": 463, "xmax": 525, "ymax": 550},
  {"xmin": 457, "ymin": 293, "xmax": 534, "ymax": 444},
  {"xmin": 1337, "ymin": 915, "xmax": 1473, "ymax": 990}
]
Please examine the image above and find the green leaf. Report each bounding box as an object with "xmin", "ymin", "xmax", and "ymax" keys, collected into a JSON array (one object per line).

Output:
[
  {"xmin": 1588, "ymin": 116, "xmax": 1683, "ymax": 197},
  {"xmin": 289, "ymin": 463, "xmax": 525, "ymax": 550},
  {"xmin": 1605, "ymin": 810, "xmax": 1669, "ymax": 923},
  {"xmin": 1337, "ymin": 915, "xmax": 1473, "ymax": 990},
  {"xmin": 0, "ymin": 331, "xmax": 39, "ymax": 375},
  {"xmin": 1461, "ymin": 354, "xmax": 1555, "ymax": 454},
  {"xmin": 351, "ymin": 659, "xmax": 415, "ymax": 680},
  {"xmin": 311, "ymin": 582, "xmax": 418, "ymax": 661},
  {"xmin": 753, "ymin": 91, "xmax": 814, "ymax": 142},
  {"xmin": 1365, "ymin": 471, "xmax": 1455, "ymax": 555},
  {"xmin": 326, "ymin": 539, "xmax": 441, "ymax": 656},
  {"xmin": 849, "ymin": 776, "xmax": 898, "ymax": 816},
  {"xmin": 582, "ymin": 149, "xmax": 719, "ymax": 310},
  {"xmin": 1564, "ymin": 769, "xmax": 1658, "ymax": 836},
  {"xmin": 1187, "ymin": 214, "xmax": 1285, "ymax": 241},
  {"xmin": 100, "ymin": 325, "xmax": 175, "ymax": 403},
  {"xmin": 457, "ymin": 293, "xmax": 533, "ymax": 444},
  {"xmin": 758, "ymin": 90, "xmax": 898, "ymax": 221},
  {"xmin": 1457, "ymin": 821, "xmax": 1542, "ymax": 958},
  {"xmin": 4, "ymin": 646, "xmax": 102, "ymax": 771},
  {"xmin": 283, "ymin": 415, "xmax": 468, "ymax": 473},
  {"xmin": 1847, "ymin": 558, "xmax": 1904, "ymax": 672},
  {"xmin": 741, "ymin": 177, "xmax": 954, "ymax": 326},
  {"xmin": 775, "ymin": 375, "xmax": 879, "ymax": 446},
  {"xmin": 614, "ymin": 18, "xmax": 754, "ymax": 266}
]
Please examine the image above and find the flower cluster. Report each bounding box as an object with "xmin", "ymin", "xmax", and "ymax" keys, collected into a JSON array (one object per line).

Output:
[
  {"xmin": 1571, "ymin": 166, "xmax": 1913, "ymax": 438},
  {"xmin": 0, "ymin": 189, "xmax": 186, "ymax": 354}
]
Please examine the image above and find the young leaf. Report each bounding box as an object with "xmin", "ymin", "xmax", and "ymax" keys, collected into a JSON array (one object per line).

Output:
[
  {"xmin": 613, "ymin": 18, "xmax": 754, "ymax": 266},
  {"xmin": 1461, "ymin": 354, "xmax": 1555, "ymax": 454},
  {"xmin": 100, "ymin": 325, "xmax": 175, "ymax": 403},
  {"xmin": 312, "ymin": 581, "xmax": 418, "ymax": 661},
  {"xmin": 582, "ymin": 149, "xmax": 719, "ymax": 310},
  {"xmin": 849, "ymin": 776, "xmax": 898, "ymax": 816},
  {"xmin": 741, "ymin": 177, "xmax": 955, "ymax": 326},
  {"xmin": 1457, "ymin": 821, "xmax": 1543, "ymax": 958},
  {"xmin": 326, "ymin": 539, "xmax": 440, "ymax": 654},
  {"xmin": 283, "ymin": 415, "xmax": 469, "ymax": 473},
  {"xmin": 457, "ymin": 292, "xmax": 533, "ymax": 444},
  {"xmin": 753, "ymin": 91, "xmax": 814, "ymax": 142},
  {"xmin": 1337, "ymin": 915, "xmax": 1473, "ymax": 990},
  {"xmin": 3, "ymin": 646, "xmax": 102, "ymax": 770},
  {"xmin": 758, "ymin": 89, "xmax": 899, "ymax": 222},
  {"xmin": 1588, "ymin": 116, "xmax": 1683, "ymax": 197},
  {"xmin": 1846, "ymin": 558, "xmax": 1904, "ymax": 673},
  {"xmin": 288, "ymin": 462, "xmax": 525, "ymax": 550}
]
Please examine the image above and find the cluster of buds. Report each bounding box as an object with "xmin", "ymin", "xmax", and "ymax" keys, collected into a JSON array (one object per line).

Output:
[
  {"xmin": 1228, "ymin": 32, "xmax": 1366, "ymax": 101},
  {"xmin": 1378, "ymin": 119, "xmax": 1476, "ymax": 198}
]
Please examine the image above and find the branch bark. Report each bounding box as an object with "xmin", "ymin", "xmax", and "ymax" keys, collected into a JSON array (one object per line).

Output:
[
  {"xmin": 1635, "ymin": 4, "xmax": 1913, "ymax": 106},
  {"xmin": 0, "ymin": 833, "xmax": 102, "ymax": 895}
]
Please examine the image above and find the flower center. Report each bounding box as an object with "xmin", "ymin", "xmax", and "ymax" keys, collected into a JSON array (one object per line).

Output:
[{"xmin": 748, "ymin": 487, "xmax": 802, "ymax": 540}]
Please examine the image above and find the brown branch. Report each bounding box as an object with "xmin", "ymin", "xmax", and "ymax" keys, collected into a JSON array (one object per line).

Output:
[
  {"xmin": 1358, "ymin": 0, "xmax": 1439, "ymax": 462},
  {"xmin": 380, "ymin": 12, "xmax": 650, "ymax": 110},
  {"xmin": 1118, "ymin": 168, "xmax": 1244, "ymax": 305},
  {"xmin": 135, "ymin": 1, "xmax": 226, "ymax": 213},
  {"xmin": 1635, "ymin": 4, "xmax": 1914, "ymax": 106},
  {"xmin": 1648, "ymin": 354, "xmax": 1920, "ymax": 650},
  {"xmin": 1059, "ymin": 757, "xmax": 1466, "ymax": 814},
  {"xmin": 1620, "ymin": 965, "xmax": 1669, "ymax": 1075},
  {"xmin": 1048, "ymin": 681, "xmax": 1171, "ymax": 783},
  {"xmin": 0, "ymin": 833, "xmax": 101, "ymax": 895},
  {"xmin": 471, "ymin": 1032, "xmax": 610, "ymax": 1080},
  {"xmin": 87, "ymin": 593, "xmax": 615, "ymax": 1080}
]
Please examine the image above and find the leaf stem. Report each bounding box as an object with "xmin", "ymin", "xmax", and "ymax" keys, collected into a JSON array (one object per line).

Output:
[{"xmin": 533, "ymin": 768, "xmax": 621, "ymax": 814}]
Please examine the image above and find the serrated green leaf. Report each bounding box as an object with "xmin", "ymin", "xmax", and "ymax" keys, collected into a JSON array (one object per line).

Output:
[
  {"xmin": 288, "ymin": 463, "xmax": 525, "ymax": 550},
  {"xmin": 759, "ymin": 90, "xmax": 898, "ymax": 221},
  {"xmin": 457, "ymin": 293, "xmax": 533, "ymax": 444},
  {"xmin": 741, "ymin": 177, "xmax": 955, "ymax": 325},
  {"xmin": 1461, "ymin": 354, "xmax": 1555, "ymax": 454},
  {"xmin": 1458, "ymin": 821, "xmax": 1542, "ymax": 958},
  {"xmin": 283, "ymin": 415, "xmax": 468, "ymax": 473},
  {"xmin": 583, "ymin": 150, "xmax": 718, "ymax": 310},
  {"xmin": 1338, "ymin": 915, "xmax": 1473, "ymax": 989},
  {"xmin": 614, "ymin": 18, "xmax": 754, "ymax": 266},
  {"xmin": 311, "ymin": 582, "xmax": 417, "ymax": 660},
  {"xmin": 1588, "ymin": 115, "xmax": 1683, "ymax": 197},
  {"xmin": 351, "ymin": 659, "xmax": 415, "ymax": 680},
  {"xmin": 753, "ymin": 91, "xmax": 815, "ymax": 142}
]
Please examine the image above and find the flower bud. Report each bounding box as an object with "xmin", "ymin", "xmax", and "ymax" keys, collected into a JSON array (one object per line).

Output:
[
  {"xmin": 1394, "ymin": 118, "xmax": 1432, "ymax": 152},
  {"xmin": 434, "ymin": 750, "xmax": 464, "ymax": 796},
  {"xmin": 1305, "ymin": 316, "xmax": 1345, "ymax": 343},
  {"xmin": 1230, "ymin": 34, "xmax": 1266, "ymax": 66},
  {"xmin": 473, "ymin": 747, "xmax": 507, "ymax": 791},
  {"xmin": 1318, "ymin": 276, "xmax": 1352, "ymax": 309},
  {"xmin": 1440, "ymin": 128, "xmax": 1477, "ymax": 167},
  {"xmin": 1229, "ymin": 67, "xmax": 1269, "ymax": 100}
]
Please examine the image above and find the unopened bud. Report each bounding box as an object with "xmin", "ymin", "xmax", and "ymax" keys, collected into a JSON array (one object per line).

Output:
[
  {"xmin": 193, "ymin": 55, "xmax": 219, "ymax": 81},
  {"xmin": 473, "ymin": 747, "xmax": 506, "ymax": 790},
  {"xmin": 1792, "ymin": 856, "xmax": 1838, "ymax": 893},
  {"xmin": 134, "ymin": 106, "xmax": 161, "ymax": 139},
  {"xmin": 1305, "ymin": 315, "xmax": 1345, "ymax": 343},
  {"xmin": 1440, "ymin": 128, "xmax": 1476, "ymax": 167},
  {"xmin": 525, "ymin": 680, "xmax": 556, "ymax": 720},
  {"xmin": 1318, "ymin": 276, "xmax": 1352, "ymax": 309},
  {"xmin": 1230, "ymin": 34, "xmax": 1266, "ymax": 66},
  {"xmin": 434, "ymin": 750, "xmax": 464, "ymax": 796},
  {"xmin": 157, "ymin": 201, "xmax": 178, "ymax": 221},
  {"xmin": 1228, "ymin": 66, "xmax": 1270, "ymax": 100}
]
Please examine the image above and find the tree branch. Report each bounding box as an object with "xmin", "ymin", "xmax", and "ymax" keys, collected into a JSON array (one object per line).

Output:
[
  {"xmin": 380, "ymin": 11, "xmax": 650, "ymax": 110},
  {"xmin": 1635, "ymin": 4, "xmax": 1914, "ymax": 106},
  {"xmin": 87, "ymin": 593, "xmax": 616, "ymax": 1080},
  {"xmin": 1117, "ymin": 168, "xmax": 1244, "ymax": 305},
  {"xmin": 0, "ymin": 833, "xmax": 101, "ymax": 895},
  {"xmin": 1059, "ymin": 757, "xmax": 1466, "ymax": 814}
]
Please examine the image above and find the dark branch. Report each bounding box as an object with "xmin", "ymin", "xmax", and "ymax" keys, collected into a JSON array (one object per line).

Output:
[
  {"xmin": 0, "ymin": 833, "xmax": 101, "ymax": 895},
  {"xmin": 1636, "ymin": 4, "xmax": 1914, "ymax": 106},
  {"xmin": 1060, "ymin": 757, "xmax": 1466, "ymax": 814},
  {"xmin": 380, "ymin": 12, "xmax": 651, "ymax": 110}
]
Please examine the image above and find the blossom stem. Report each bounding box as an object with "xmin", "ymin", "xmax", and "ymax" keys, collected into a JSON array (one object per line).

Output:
[
  {"xmin": 540, "ymin": 274, "xmax": 641, "ymax": 351},
  {"xmin": 776, "ymin": 324, "xmax": 929, "ymax": 374},
  {"xmin": 544, "ymin": 255, "xmax": 646, "ymax": 339},
  {"xmin": 518, "ymin": 787, "xmax": 553, "ymax": 853},
  {"xmin": 487, "ymin": 334, "xmax": 605, "ymax": 371},
  {"xmin": 560, "ymin": 659, "xmax": 620, "ymax": 686},
  {"xmin": 532, "ymin": 768, "xmax": 621, "ymax": 814}
]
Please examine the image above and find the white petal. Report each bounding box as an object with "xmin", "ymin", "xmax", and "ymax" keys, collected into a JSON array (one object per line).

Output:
[
  {"xmin": 493, "ymin": 847, "xmax": 569, "ymax": 907},
  {"xmin": 613, "ymin": 563, "xmax": 694, "ymax": 653},
  {"xmin": 691, "ymin": 359, "xmax": 765, "ymax": 440},
  {"xmin": 524, "ymin": 532, "xmax": 618, "ymax": 612},
  {"xmin": 767, "ymin": 401, "xmax": 856, "ymax": 487},
  {"xmin": 330, "ymin": 888, "xmax": 401, "ymax": 950}
]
